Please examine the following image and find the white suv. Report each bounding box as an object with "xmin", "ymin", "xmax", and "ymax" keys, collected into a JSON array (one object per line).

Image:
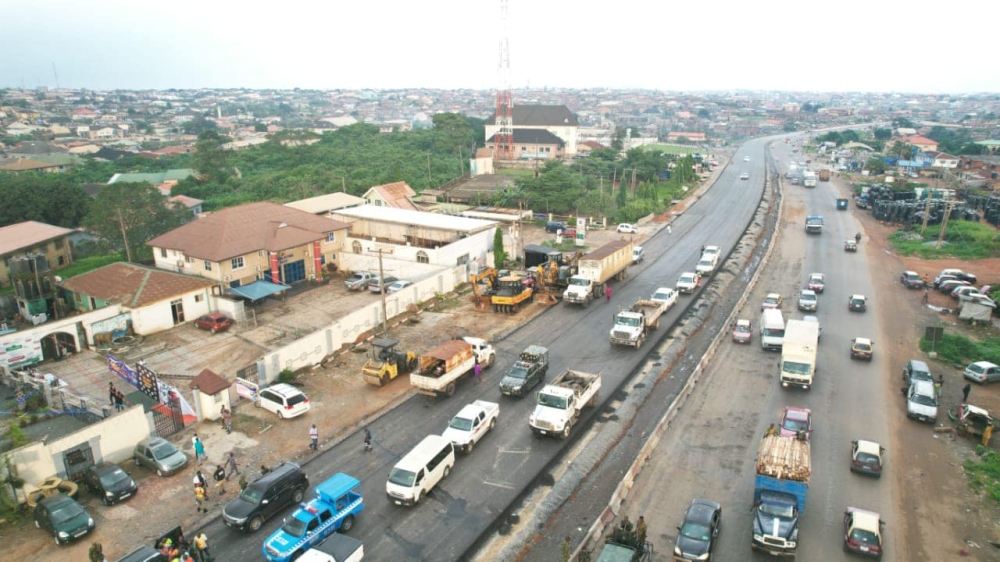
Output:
[{"xmin": 256, "ymin": 383, "xmax": 311, "ymax": 419}]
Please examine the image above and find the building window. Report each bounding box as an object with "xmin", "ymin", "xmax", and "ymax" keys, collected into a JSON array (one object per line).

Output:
[
  {"xmin": 416, "ymin": 251, "xmax": 429, "ymax": 264},
  {"xmin": 54, "ymin": 238, "xmax": 64, "ymax": 250},
  {"xmin": 57, "ymin": 255, "xmax": 66, "ymax": 266},
  {"xmin": 456, "ymin": 254, "xmax": 469, "ymax": 266},
  {"xmin": 231, "ymin": 257, "xmax": 245, "ymax": 270},
  {"xmin": 204, "ymin": 260, "xmax": 212, "ymax": 271},
  {"xmin": 186, "ymin": 256, "xmax": 194, "ymax": 263},
  {"xmin": 160, "ymin": 248, "xmax": 167, "ymax": 258},
  {"xmin": 327, "ymin": 232, "xmax": 336, "ymax": 243},
  {"xmin": 352, "ymin": 241, "xmax": 362, "ymax": 254},
  {"xmin": 194, "ymin": 294, "xmax": 204, "ymax": 303}
]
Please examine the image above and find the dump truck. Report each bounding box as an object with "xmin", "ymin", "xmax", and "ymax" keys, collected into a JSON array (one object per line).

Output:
[
  {"xmin": 817, "ymin": 169, "xmax": 831, "ymax": 181},
  {"xmin": 752, "ymin": 435, "xmax": 810, "ymax": 557},
  {"xmin": 805, "ymin": 215, "xmax": 823, "ymax": 234},
  {"xmin": 410, "ymin": 337, "xmax": 495, "ymax": 397},
  {"xmin": 362, "ymin": 338, "xmax": 419, "ymax": 387},
  {"xmin": 780, "ymin": 320, "xmax": 819, "ymax": 390},
  {"xmin": 609, "ymin": 299, "xmax": 667, "ymax": 348},
  {"xmin": 529, "ymin": 370, "xmax": 601, "ymax": 439},
  {"xmin": 563, "ymin": 240, "xmax": 633, "ymax": 307}
]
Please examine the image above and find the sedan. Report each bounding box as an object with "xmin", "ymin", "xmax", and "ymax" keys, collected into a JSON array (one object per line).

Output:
[
  {"xmin": 740, "ymin": 173, "xmax": 749, "ymax": 180},
  {"xmin": 952, "ymin": 286, "xmax": 982, "ymax": 300},
  {"xmin": 938, "ymin": 279, "xmax": 969, "ymax": 295},
  {"xmin": 761, "ymin": 293, "xmax": 783, "ymax": 311},
  {"xmin": 806, "ymin": 273, "xmax": 825, "ymax": 293},
  {"xmin": 82, "ymin": 462, "xmax": 137, "ymax": 505},
  {"xmin": 779, "ymin": 406, "xmax": 812, "ymax": 440},
  {"xmin": 616, "ymin": 223, "xmax": 639, "ymax": 234},
  {"xmin": 674, "ymin": 499, "xmax": 722, "ymax": 561},
  {"xmin": 368, "ymin": 275, "xmax": 399, "ymax": 294},
  {"xmin": 133, "ymin": 437, "xmax": 189, "ymax": 477},
  {"xmin": 385, "ymin": 280, "xmax": 413, "ymax": 294},
  {"xmin": 34, "ymin": 493, "xmax": 95, "ymax": 545},
  {"xmin": 843, "ymin": 507, "xmax": 885, "ymax": 559},
  {"xmin": 797, "ymin": 290, "xmax": 818, "ymax": 312},
  {"xmin": 900, "ymin": 271, "xmax": 924, "ymax": 289}
]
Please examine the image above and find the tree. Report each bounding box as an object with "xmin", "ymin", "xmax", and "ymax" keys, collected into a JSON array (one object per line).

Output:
[
  {"xmin": 191, "ymin": 130, "xmax": 231, "ymax": 184},
  {"xmin": 83, "ymin": 182, "xmax": 189, "ymax": 262},
  {"xmin": 874, "ymin": 128, "xmax": 892, "ymax": 141},
  {"xmin": 182, "ymin": 116, "xmax": 217, "ymax": 136},
  {"xmin": 493, "ymin": 227, "xmax": 507, "ymax": 269},
  {"xmin": 0, "ymin": 173, "xmax": 91, "ymax": 228},
  {"xmin": 865, "ymin": 157, "xmax": 886, "ymax": 175},
  {"xmin": 254, "ymin": 123, "xmax": 268, "ymax": 132}
]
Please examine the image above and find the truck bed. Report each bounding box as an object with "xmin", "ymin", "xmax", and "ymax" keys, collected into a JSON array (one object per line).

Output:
[{"xmin": 632, "ymin": 299, "xmax": 666, "ymax": 325}]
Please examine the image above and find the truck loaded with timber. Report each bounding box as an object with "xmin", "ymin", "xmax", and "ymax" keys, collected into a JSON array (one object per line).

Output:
[{"xmin": 751, "ymin": 435, "xmax": 810, "ymax": 557}]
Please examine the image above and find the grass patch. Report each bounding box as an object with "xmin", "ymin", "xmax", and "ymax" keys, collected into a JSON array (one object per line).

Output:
[
  {"xmin": 496, "ymin": 169, "xmax": 535, "ymax": 178},
  {"xmin": 920, "ymin": 332, "xmax": 1000, "ymax": 366},
  {"xmin": 541, "ymin": 239, "xmax": 590, "ymax": 252},
  {"xmin": 645, "ymin": 144, "xmax": 701, "ymax": 155},
  {"xmin": 59, "ymin": 253, "xmax": 125, "ymax": 279},
  {"xmin": 965, "ymin": 447, "xmax": 1000, "ymax": 504},
  {"xmin": 889, "ymin": 221, "xmax": 1000, "ymax": 260}
]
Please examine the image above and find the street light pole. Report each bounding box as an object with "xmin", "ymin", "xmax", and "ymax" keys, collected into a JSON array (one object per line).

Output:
[{"xmin": 368, "ymin": 247, "xmax": 394, "ymax": 336}]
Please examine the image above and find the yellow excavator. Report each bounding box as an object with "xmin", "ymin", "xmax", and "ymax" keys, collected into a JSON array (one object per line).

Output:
[
  {"xmin": 491, "ymin": 273, "xmax": 534, "ymax": 313},
  {"xmin": 469, "ymin": 267, "xmax": 498, "ymax": 310},
  {"xmin": 362, "ymin": 338, "xmax": 419, "ymax": 386}
]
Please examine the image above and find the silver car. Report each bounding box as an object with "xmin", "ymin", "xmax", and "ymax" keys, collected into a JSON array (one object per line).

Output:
[
  {"xmin": 965, "ymin": 361, "xmax": 1000, "ymax": 384},
  {"xmin": 133, "ymin": 437, "xmax": 188, "ymax": 477}
]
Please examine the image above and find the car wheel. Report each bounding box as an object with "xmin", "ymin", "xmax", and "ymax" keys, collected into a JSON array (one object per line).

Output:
[
  {"xmin": 445, "ymin": 382, "xmax": 456, "ymax": 397},
  {"xmin": 157, "ymin": 468, "xmax": 165, "ymax": 477},
  {"xmin": 277, "ymin": 409, "xmax": 284, "ymax": 419},
  {"xmin": 562, "ymin": 423, "xmax": 572, "ymax": 439},
  {"xmin": 292, "ymin": 487, "xmax": 305, "ymax": 503},
  {"xmin": 466, "ymin": 440, "xmax": 474, "ymax": 454},
  {"xmin": 489, "ymin": 417, "xmax": 497, "ymax": 431},
  {"xmin": 443, "ymin": 465, "xmax": 451, "ymax": 478},
  {"xmin": 246, "ymin": 515, "xmax": 263, "ymax": 532},
  {"xmin": 413, "ymin": 491, "xmax": 422, "ymax": 504},
  {"xmin": 340, "ymin": 514, "xmax": 355, "ymax": 532}
]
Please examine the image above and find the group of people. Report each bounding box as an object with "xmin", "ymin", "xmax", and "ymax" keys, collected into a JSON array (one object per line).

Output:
[
  {"xmin": 155, "ymin": 531, "xmax": 213, "ymax": 562},
  {"xmin": 107, "ymin": 382, "xmax": 126, "ymax": 412},
  {"xmin": 192, "ymin": 444, "xmax": 240, "ymax": 513}
]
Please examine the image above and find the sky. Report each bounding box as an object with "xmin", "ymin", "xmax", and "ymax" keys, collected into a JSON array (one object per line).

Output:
[{"xmin": 2, "ymin": 0, "xmax": 999, "ymax": 93}]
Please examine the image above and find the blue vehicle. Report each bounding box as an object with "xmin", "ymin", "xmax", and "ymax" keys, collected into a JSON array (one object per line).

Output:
[{"xmin": 262, "ymin": 473, "xmax": 364, "ymax": 562}]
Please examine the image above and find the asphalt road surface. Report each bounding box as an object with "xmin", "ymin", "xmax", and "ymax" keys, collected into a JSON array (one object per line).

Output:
[
  {"xmin": 619, "ymin": 138, "xmax": 898, "ymax": 561},
  {"xmin": 197, "ymin": 145, "xmax": 770, "ymax": 562}
]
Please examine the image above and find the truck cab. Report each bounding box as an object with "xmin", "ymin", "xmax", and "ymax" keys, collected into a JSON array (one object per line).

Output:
[{"xmin": 610, "ymin": 309, "xmax": 646, "ymax": 347}]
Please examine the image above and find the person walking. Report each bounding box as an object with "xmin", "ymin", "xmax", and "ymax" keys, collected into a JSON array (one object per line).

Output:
[
  {"xmin": 963, "ymin": 383, "xmax": 972, "ymax": 403},
  {"xmin": 309, "ymin": 424, "xmax": 319, "ymax": 450},
  {"xmin": 213, "ymin": 465, "xmax": 227, "ymax": 495},
  {"xmin": 363, "ymin": 427, "xmax": 373, "ymax": 453},
  {"xmin": 935, "ymin": 375, "xmax": 943, "ymax": 399},
  {"xmin": 224, "ymin": 452, "xmax": 239, "ymax": 479},
  {"xmin": 108, "ymin": 382, "xmax": 117, "ymax": 408},
  {"xmin": 473, "ymin": 362, "xmax": 482, "ymax": 384},
  {"xmin": 115, "ymin": 389, "xmax": 125, "ymax": 412},
  {"xmin": 922, "ymin": 288, "xmax": 929, "ymax": 304},
  {"xmin": 220, "ymin": 406, "xmax": 232, "ymax": 434},
  {"xmin": 193, "ymin": 436, "xmax": 207, "ymax": 465},
  {"xmin": 605, "ymin": 285, "xmax": 612, "ymax": 302},
  {"xmin": 194, "ymin": 483, "xmax": 207, "ymax": 513},
  {"xmin": 193, "ymin": 470, "xmax": 209, "ymax": 499},
  {"xmin": 192, "ymin": 532, "xmax": 212, "ymax": 562}
]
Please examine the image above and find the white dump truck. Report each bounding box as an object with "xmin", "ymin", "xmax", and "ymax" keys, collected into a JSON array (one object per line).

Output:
[
  {"xmin": 529, "ymin": 370, "xmax": 601, "ymax": 439},
  {"xmin": 609, "ymin": 299, "xmax": 667, "ymax": 348},
  {"xmin": 562, "ymin": 240, "xmax": 633, "ymax": 307},
  {"xmin": 410, "ymin": 338, "xmax": 495, "ymax": 397}
]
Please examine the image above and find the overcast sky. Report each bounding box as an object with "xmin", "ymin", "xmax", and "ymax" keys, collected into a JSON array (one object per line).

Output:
[{"xmin": 3, "ymin": 0, "xmax": 998, "ymax": 93}]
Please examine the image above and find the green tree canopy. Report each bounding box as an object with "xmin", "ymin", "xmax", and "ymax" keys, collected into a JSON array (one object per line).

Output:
[
  {"xmin": 83, "ymin": 182, "xmax": 189, "ymax": 262},
  {"xmin": 0, "ymin": 173, "xmax": 91, "ymax": 228}
]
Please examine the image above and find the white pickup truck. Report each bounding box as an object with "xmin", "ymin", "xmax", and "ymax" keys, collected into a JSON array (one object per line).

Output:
[
  {"xmin": 529, "ymin": 370, "xmax": 601, "ymax": 439},
  {"xmin": 677, "ymin": 271, "xmax": 699, "ymax": 294},
  {"xmin": 442, "ymin": 400, "xmax": 499, "ymax": 453},
  {"xmin": 299, "ymin": 534, "xmax": 364, "ymax": 562}
]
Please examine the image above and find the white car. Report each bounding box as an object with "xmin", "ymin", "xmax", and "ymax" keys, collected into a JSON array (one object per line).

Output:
[
  {"xmin": 702, "ymin": 245, "xmax": 721, "ymax": 258},
  {"xmin": 616, "ymin": 223, "xmax": 639, "ymax": 234},
  {"xmin": 256, "ymin": 383, "xmax": 310, "ymax": 419},
  {"xmin": 797, "ymin": 289, "xmax": 818, "ymax": 311},
  {"xmin": 385, "ymin": 280, "xmax": 413, "ymax": 294},
  {"xmin": 632, "ymin": 246, "xmax": 644, "ymax": 264},
  {"xmin": 744, "ymin": 156, "xmax": 750, "ymax": 162},
  {"xmin": 695, "ymin": 255, "xmax": 718, "ymax": 275},
  {"xmin": 650, "ymin": 287, "xmax": 678, "ymax": 309},
  {"xmin": 677, "ymin": 272, "xmax": 699, "ymax": 294},
  {"xmin": 740, "ymin": 173, "xmax": 749, "ymax": 180}
]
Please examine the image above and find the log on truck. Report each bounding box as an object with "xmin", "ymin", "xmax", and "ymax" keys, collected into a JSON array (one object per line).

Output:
[{"xmin": 410, "ymin": 338, "xmax": 495, "ymax": 397}]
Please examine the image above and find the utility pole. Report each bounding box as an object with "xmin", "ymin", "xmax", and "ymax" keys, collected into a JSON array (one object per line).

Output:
[
  {"xmin": 368, "ymin": 247, "xmax": 394, "ymax": 336},
  {"xmin": 427, "ymin": 153, "xmax": 433, "ymax": 187},
  {"xmin": 919, "ymin": 190, "xmax": 933, "ymax": 235},
  {"xmin": 117, "ymin": 208, "xmax": 132, "ymax": 262},
  {"xmin": 936, "ymin": 200, "xmax": 957, "ymax": 249}
]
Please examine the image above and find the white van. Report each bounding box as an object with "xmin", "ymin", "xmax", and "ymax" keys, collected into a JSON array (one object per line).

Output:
[
  {"xmin": 386, "ymin": 435, "xmax": 455, "ymax": 507},
  {"xmin": 760, "ymin": 309, "xmax": 785, "ymax": 351}
]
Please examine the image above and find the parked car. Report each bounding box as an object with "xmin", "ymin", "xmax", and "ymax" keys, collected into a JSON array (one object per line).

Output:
[
  {"xmin": 545, "ymin": 221, "xmax": 566, "ymax": 233},
  {"xmin": 900, "ymin": 271, "xmax": 924, "ymax": 289},
  {"xmin": 651, "ymin": 287, "xmax": 678, "ymax": 308},
  {"xmin": 133, "ymin": 437, "xmax": 189, "ymax": 477},
  {"xmin": 850, "ymin": 439, "xmax": 884, "ymax": 478},
  {"xmin": 936, "ymin": 268, "xmax": 977, "ymax": 287},
  {"xmin": 952, "ymin": 286, "xmax": 982, "ymax": 300},
  {"xmin": 850, "ymin": 338, "xmax": 874, "ymax": 361},
  {"xmin": 905, "ymin": 380, "xmax": 938, "ymax": 423},
  {"xmin": 932, "ymin": 274, "xmax": 959, "ymax": 290},
  {"xmin": 731, "ymin": 319, "xmax": 752, "ymax": 344},
  {"xmin": 33, "ymin": 493, "xmax": 95, "ymax": 545},
  {"xmin": 256, "ymin": 383, "xmax": 310, "ymax": 419},
  {"xmin": 562, "ymin": 228, "xmax": 577, "ymax": 237},
  {"xmin": 368, "ymin": 275, "xmax": 399, "ymax": 294},
  {"xmin": 806, "ymin": 273, "xmax": 825, "ymax": 293},
  {"xmin": 965, "ymin": 361, "xmax": 1000, "ymax": 385},
  {"xmin": 903, "ymin": 359, "xmax": 934, "ymax": 385},
  {"xmin": 673, "ymin": 499, "xmax": 722, "ymax": 562},
  {"xmin": 82, "ymin": 462, "xmax": 137, "ymax": 505},
  {"xmin": 385, "ymin": 280, "xmax": 413, "ymax": 294},
  {"xmin": 702, "ymin": 246, "xmax": 721, "ymax": 258},
  {"xmin": 938, "ymin": 279, "xmax": 969, "ymax": 295},
  {"xmin": 761, "ymin": 293, "xmax": 783, "ymax": 311},
  {"xmin": 616, "ymin": 223, "xmax": 639, "ymax": 234},
  {"xmin": 194, "ymin": 313, "xmax": 232, "ymax": 334},
  {"xmin": 779, "ymin": 406, "xmax": 812, "ymax": 440},
  {"xmin": 842, "ymin": 507, "xmax": 885, "ymax": 559},
  {"xmin": 223, "ymin": 462, "xmax": 309, "ymax": 532},
  {"xmin": 797, "ymin": 290, "xmax": 818, "ymax": 312},
  {"xmin": 344, "ymin": 272, "xmax": 375, "ymax": 291},
  {"xmin": 848, "ymin": 294, "xmax": 867, "ymax": 312}
]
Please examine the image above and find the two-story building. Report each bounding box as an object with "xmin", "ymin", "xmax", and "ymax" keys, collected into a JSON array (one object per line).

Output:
[
  {"xmin": 484, "ymin": 105, "xmax": 580, "ymax": 157},
  {"xmin": 362, "ymin": 182, "xmax": 419, "ymax": 211},
  {"xmin": 0, "ymin": 221, "xmax": 74, "ymax": 289},
  {"xmin": 146, "ymin": 201, "xmax": 350, "ymax": 291}
]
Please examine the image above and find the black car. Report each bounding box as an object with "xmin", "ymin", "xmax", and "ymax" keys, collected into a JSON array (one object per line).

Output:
[
  {"xmin": 544, "ymin": 221, "xmax": 566, "ymax": 233},
  {"xmin": 222, "ymin": 462, "xmax": 309, "ymax": 532},
  {"xmin": 34, "ymin": 493, "xmax": 95, "ymax": 545},
  {"xmin": 83, "ymin": 462, "xmax": 138, "ymax": 505},
  {"xmin": 674, "ymin": 499, "xmax": 722, "ymax": 561}
]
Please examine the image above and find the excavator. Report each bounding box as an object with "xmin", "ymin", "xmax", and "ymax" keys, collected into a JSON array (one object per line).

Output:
[
  {"xmin": 469, "ymin": 267, "xmax": 498, "ymax": 310},
  {"xmin": 534, "ymin": 251, "xmax": 583, "ymax": 302},
  {"xmin": 491, "ymin": 273, "xmax": 534, "ymax": 313},
  {"xmin": 362, "ymin": 338, "xmax": 419, "ymax": 386}
]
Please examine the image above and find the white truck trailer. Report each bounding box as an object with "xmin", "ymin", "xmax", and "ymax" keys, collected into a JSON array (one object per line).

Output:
[
  {"xmin": 780, "ymin": 319, "xmax": 819, "ymax": 390},
  {"xmin": 562, "ymin": 240, "xmax": 633, "ymax": 307}
]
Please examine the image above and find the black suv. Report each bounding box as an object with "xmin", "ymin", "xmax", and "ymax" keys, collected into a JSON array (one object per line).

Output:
[
  {"xmin": 545, "ymin": 221, "xmax": 565, "ymax": 233},
  {"xmin": 222, "ymin": 462, "xmax": 308, "ymax": 532},
  {"xmin": 83, "ymin": 462, "xmax": 138, "ymax": 505}
]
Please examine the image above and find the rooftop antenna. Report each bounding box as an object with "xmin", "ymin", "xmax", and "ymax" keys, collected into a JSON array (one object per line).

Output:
[
  {"xmin": 494, "ymin": 0, "xmax": 514, "ymax": 161},
  {"xmin": 52, "ymin": 63, "xmax": 60, "ymax": 90}
]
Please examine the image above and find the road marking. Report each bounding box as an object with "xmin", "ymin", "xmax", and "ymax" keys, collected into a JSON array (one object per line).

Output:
[
  {"xmin": 497, "ymin": 446, "xmax": 530, "ymax": 455},
  {"xmin": 481, "ymin": 480, "xmax": 515, "ymax": 490}
]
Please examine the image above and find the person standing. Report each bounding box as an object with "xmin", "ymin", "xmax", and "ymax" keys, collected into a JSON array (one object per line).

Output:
[
  {"xmin": 192, "ymin": 532, "xmax": 211, "ymax": 562},
  {"xmin": 220, "ymin": 406, "xmax": 232, "ymax": 434},
  {"xmin": 983, "ymin": 424, "xmax": 994, "ymax": 448},
  {"xmin": 473, "ymin": 362, "xmax": 482, "ymax": 384},
  {"xmin": 194, "ymin": 483, "xmax": 207, "ymax": 513},
  {"xmin": 363, "ymin": 427, "xmax": 373, "ymax": 453},
  {"xmin": 309, "ymin": 424, "xmax": 319, "ymax": 450},
  {"xmin": 934, "ymin": 377, "xmax": 942, "ymax": 399},
  {"xmin": 963, "ymin": 383, "xmax": 972, "ymax": 403},
  {"xmin": 213, "ymin": 465, "xmax": 227, "ymax": 495},
  {"xmin": 193, "ymin": 436, "xmax": 207, "ymax": 465},
  {"xmin": 193, "ymin": 470, "xmax": 208, "ymax": 499},
  {"xmin": 605, "ymin": 285, "xmax": 612, "ymax": 302},
  {"xmin": 108, "ymin": 382, "xmax": 117, "ymax": 408},
  {"xmin": 636, "ymin": 515, "xmax": 648, "ymax": 546},
  {"xmin": 922, "ymin": 288, "xmax": 929, "ymax": 304},
  {"xmin": 224, "ymin": 452, "xmax": 239, "ymax": 479}
]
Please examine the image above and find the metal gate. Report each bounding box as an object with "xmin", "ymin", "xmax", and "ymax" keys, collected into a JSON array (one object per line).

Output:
[
  {"xmin": 152, "ymin": 392, "xmax": 185, "ymax": 437},
  {"xmin": 62, "ymin": 443, "xmax": 94, "ymax": 481}
]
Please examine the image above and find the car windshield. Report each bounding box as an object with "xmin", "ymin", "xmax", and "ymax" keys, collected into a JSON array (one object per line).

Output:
[
  {"xmin": 759, "ymin": 503, "xmax": 794, "ymax": 518},
  {"xmin": 698, "ymin": 260, "xmax": 712, "ymax": 267},
  {"xmin": 850, "ymin": 528, "xmax": 880, "ymax": 546},
  {"xmin": 50, "ymin": 503, "xmax": 84, "ymax": 524},
  {"xmin": 150, "ymin": 442, "xmax": 177, "ymax": 460},
  {"xmin": 569, "ymin": 278, "xmax": 589, "ymax": 287},
  {"xmin": 280, "ymin": 516, "xmax": 308, "ymax": 538},
  {"xmin": 538, "ymin": 393, "xmax": 569, "ymax": 409},
  {"xmin": 680, "ymin": 275, "xmax": 695, "ymax": 284},
  {"xmin": 617, "ymin": 316, "xmax": 642, "ymax": 327},
  {"xmin": 782, "ymin": 417, "xmax": 808, "ymax": 432},
  {"xmin": 765, "ymin": 298, "xmax": 779, "ymax": 305},
  {"xmin": 680, "ymin": 521, "xmax": 712, "ymax": 541},
  {"xmin": 449, "ymin": 417, "xmax": 473, "ymax": 431},
  {"xmin": 735, "ymin": 325, "xmax": 750, "ymax": 333},
  {"xmin": 800, "ymin": 294, "xmax": 816, "ymax": 302},
  {"xmin": 809, "ymin": 276, "xmax": 823, "ymax": 283},
  {"xmin": 348, "ymin": 275, "xmax": 363, "ymax": 282},
  {"xmin": 851, "ymin": 299, "xmax": 864, "ymax": 306},
  {"xmin": 240, "ymin": 486, "xmax": 264, "ymax": 504},
  {"xmin": 911, "ymin": 393, "xmax": 937, "ymax": 407},
  {"xmin": 653, "ymin": 291, "xmax": 672, "ymax": 301},
  {"xmin": 763, "ymin": 328, "xmax": 785, "ymax": 337},
  {"xmin": 99, "ymin": 468, "xmax": 128, "ymax": 488},
  {"xmin": 854, "ymin": 343, "xmax": 872, "ymax": 352},
  {"xmin": 782, "ymin": 361, "xmax": 811, "ymax": 375},
  {"xmin": 388, "ymin": 468, "xmax": 416, "ymax": 487},
  {"xmin": 506, "ymin": 365, "xmax": 528, "ymax": 379}
]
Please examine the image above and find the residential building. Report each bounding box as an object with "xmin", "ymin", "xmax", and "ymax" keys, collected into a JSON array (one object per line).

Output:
[
  {"xmin": 362, "ymin": 181, "xmax": 419, "ymax": 211},
  {"xmin": 0, "ymin": 221, "xmax": 74, "ymax": 289},
  {"xmin": 285, "ymin": 192, "xmax": 366, "ymax": 215},
  {"xmin": 667, "ymin": 132, "xmax": 708, "ymax": 143},
  {"xmin": 898, "ymin": 135, "xmax": 939, "ymax": 153},
  {"xmin": 59, "ymin": 262, "xmax": 217, "ymax": 335},
  {"xmin": 0, "ymin": 158, "xmax": 65, "ymax": 173},
  {"xmin": 486, "ymin": 129, "xmax": 566, "ymax": 160},
  {"xmin": 484, "ymin": 105, "xmax": 580, "ymax": 156},
  {"xmin": 146, "ymin": 201, "xmax": 350, "ymax": 290},
  {"xmin": 926, "ymin": 151, "xmax": 960, "ymax": 169}
]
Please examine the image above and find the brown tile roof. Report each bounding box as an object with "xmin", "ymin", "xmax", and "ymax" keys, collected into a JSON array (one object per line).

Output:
[
  {"xmin": 60, "ymin": 262, "xmax": 216, "ymax": 308},
  {"xmin": 371, "ymin": 182, "xmax": 418, "ymax": 211},
  {"xmin": 169, "ymin": 195, "xmax": 204, "ymax": 208},
  {"xmin": 188, "ymin": 369, "xmax": 231, "ymax": 395},
  {"xmin": 146, "ymin": 201, "xmax": 350, "ymax": 262},
  {"xmin": 0, "ymin": 158, "xmax": 60, "ymax": 172},
  {"xmin": 0, "ymin": 221, "xmax": 73, "ymax": 256}
]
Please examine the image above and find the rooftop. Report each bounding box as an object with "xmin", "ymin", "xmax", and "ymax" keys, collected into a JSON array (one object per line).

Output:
[
  {"xmin": 331, "ymin": 205, "xmax": 497, "ymax": 233},
  {"xmin": 285, "ymin": 192, "xmax": 366, "ymax": 214},
  {"xmin": 60, "ymin": 262, "xmax": 216, "ymax": 308},
  {"xmin": 0, "ymin": 221, "xmax": 74, "ymax": 256}
]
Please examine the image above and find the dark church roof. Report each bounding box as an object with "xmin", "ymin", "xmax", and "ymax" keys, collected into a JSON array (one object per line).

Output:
[
  {"xmin": 487, "ymin": 129, "xmax": 565, "ymax": 146},
  {"xmin": 486, "ymin": 105, "xmax": 579, "ymax": 127}
]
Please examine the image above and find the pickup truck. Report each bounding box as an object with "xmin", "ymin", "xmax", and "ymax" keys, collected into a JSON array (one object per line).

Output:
[
  {"xmin": 344, "ymin": 272, "xmax": 375, "ymax": 291},
  {"xmin": 609, "ymin": 299, "xmax": 666, "ymax": 348},
  {"xmin": 529, "ymin": 370, "xmax": 601, "ymax": 439},
  {"xmin": 442, "ymin": 400, "xmax": 499, "ymax": 453},
  {"xmin": 263, "ymin": 473, "xmax": 364, "ymax": 562},
  {"xmin": 499, "ymin": 345, "xmax": 548, "ymax": 397},
  {"xmin": 410, "ymin": 337, "xmax": 495, "ymax": 397},
  {"xmin": 650, "ymin": 287, "xmax": 678, "ymax": 310},
  {"xmin": 677, "ymin": 272, "xmax": 699, "ymax": 294},
  {"xmin": 299, "ymin": 534, "xmax": 364, "ymax": 562},
  {"xmin": 695, "ymin": 254, "xmax": 719, "ymax": 276}
]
